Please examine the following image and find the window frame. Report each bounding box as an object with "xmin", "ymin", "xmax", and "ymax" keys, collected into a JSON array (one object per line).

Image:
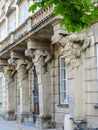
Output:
[
  {"xmin": 59, "ymin": 56, "xmax": 68, "ymax": 105},
  {"xmin": 19, "ymin": 3, "xmax": 28, "ymax": 24}
]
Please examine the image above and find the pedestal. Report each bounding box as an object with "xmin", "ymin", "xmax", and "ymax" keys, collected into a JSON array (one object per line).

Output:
[
  {"xmin": 5, "ymin": 110, "xmax": 16, "ymax": 120},
  {"xmin": 17, "ymin": 111, "xmax": 29, "ymax": 123},
  {"xmin": 36, "ymin": 114, "xmax": 52, "ymax": 129}
]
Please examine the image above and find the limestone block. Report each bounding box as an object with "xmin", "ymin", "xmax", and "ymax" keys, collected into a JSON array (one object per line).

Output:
[
  {"xmin": 55, "ymin": 113, "xmax": 65, "ymax": 123},
  {"xmin": 86, "ymin": 92, "xmax": 98, "ymax": 104},
  {"xmin": 54, "ymin": 76, "xmax": 59, "ymax": 86},
  {"xmin": 54, "ymin": 67, "xmax": 59, "ymax": 76},
  {"xmin": 67, "ymin": 70, "xmax": 74, "ymax": 80},
  {"xmin": 54, "ymin": 85, "xmax": 59, "ymax": 94},
  {"xmin": 54, "ymin": 55, "xmax": 59, "ymax": 60},
  {"xmin": 54, "ymin": 94, "xmax": 59, "ymax": 103},
  {"xmin": 55, "ymin": 106, "xmax": 69, "ymax": 113},
  {"xmin": 36, "ymin": 114, "xmax": 52, "ymax": 129},
  {"xmin": 85, "ymin": 103, "xmax": 98, "ymax": 116},
  {"xmin": 55, "ymin": 59, "xmax": 59, "ymax": 68},
  {"xmin": 86, "ymin": 80, "xmax": 97, "ymax": 91},
  {"xmin": 85, "ymin": 48, "xmax": 90, "ymax": 58},
  {"xmin": 89, "ymin": 45, "xmax": 96, "ymax": 57},
  {"xmin": 86, "ymin": 69, "xmax": 97, "ymax": 80},
  {"xmin": 49, "ymin": 94, "xmax": 54, "ymax": 104},
  {"xmin": 50, "ymin": 68, "xmax": 54, "ymax": 77},
  {"xmin": 89, "ymin": 35, "xmax": 95, "ymax": 46},
  {"xmin": 51, "ymin": 76, "xmax": 54, "ymax": 86},
  {"xmin": 85, "ymin": 57, "xmax": 96, "ymax": 69},
  {"xmin": 87, "ymin": 116, "xmax": 98, "ymax": 128}
]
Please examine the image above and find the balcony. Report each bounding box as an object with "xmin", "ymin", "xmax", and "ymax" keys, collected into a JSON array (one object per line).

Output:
[{"xmin": 0, "ymin": 6, "xmax": 54, "ymax": 54}]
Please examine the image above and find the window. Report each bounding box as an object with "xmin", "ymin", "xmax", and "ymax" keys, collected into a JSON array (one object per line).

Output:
[
  {"xmin": 0, "ymin": 78, "xmax": 2, "ymax": 105},
  {"xmin": 59, "ymin": 56, "xmax": 68, "ymax": 105},
  {"xmin": 0, "ymin": 26, "xmax": 6, "ymax": 42},
  {"xmin": 8, "ymin": 16, "xmax": 15, "ymax": 33},
  {"xmin": 20, "ymin": 4, "xmax": 28, "ymax": 24}
]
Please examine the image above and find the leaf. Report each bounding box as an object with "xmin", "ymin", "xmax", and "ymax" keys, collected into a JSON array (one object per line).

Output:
[{"xmin": 29, "ymin": 0, "xmax": 98, "ymax": 33}]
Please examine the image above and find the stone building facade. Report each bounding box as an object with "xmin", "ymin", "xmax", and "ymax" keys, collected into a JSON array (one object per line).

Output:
[{"xmin": 0, "ymin": 0, "xmax": 98, "ymax": 129}]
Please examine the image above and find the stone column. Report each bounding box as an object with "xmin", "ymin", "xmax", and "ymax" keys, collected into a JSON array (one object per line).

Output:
[
  {"xmin": 3, "ymin": 66, "xmax": 16, "ymax": 120},
  {"xmin": 25, "ymin": 48, "xmax": 52, "ymax": 128},
  {"xmin": 52, "ymin": 23, "xmax": 90, "ymax": 124},
  {"xmin": 8, "ymin": 58, "xmax": 32, "ymax": 122}
]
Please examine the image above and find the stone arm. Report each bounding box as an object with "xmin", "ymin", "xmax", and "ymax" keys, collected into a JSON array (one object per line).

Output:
[
  {"xmin": 44, "ymin": 51, "xmax": 52, "ymax": 64},
  {"xmin": 25, "ymin": 59, "xmax": 32, "ymax": 70}
]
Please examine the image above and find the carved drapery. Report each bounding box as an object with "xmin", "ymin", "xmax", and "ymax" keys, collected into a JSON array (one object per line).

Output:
[
  {"xmin": 3, "ymin": 66, "xmax": 14, "ymax": 86},
  {"xmin": 8, "ymin": 58, "xmax": 32, "ymax": 78},
  {"xmin": 52, "ymin": 32, "xmax": 90, "ymax": 69},
  {"xmin": 25, "ymin": 49, "xmax": 52, "ymax": 74}
]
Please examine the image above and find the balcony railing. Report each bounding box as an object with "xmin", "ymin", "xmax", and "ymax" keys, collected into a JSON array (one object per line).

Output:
[
  {"xmin": 32, "ymin": 6, "xmax": 54, "ymax": 28},
  {"xmin": 0, "ymin": 6, "xmax": 54, "ymax": 53}
]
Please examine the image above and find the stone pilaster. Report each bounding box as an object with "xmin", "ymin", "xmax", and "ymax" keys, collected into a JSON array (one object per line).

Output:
[
  {"xmin": 25, "ymin": 48, "xmax": 52, "ymax": 128},
  {"xmin": 3, "ymin": 66, "xmax": 16, "ymax": 120},
  {"xmin": 52, "ymin": 23, "xmax": 90, "ymax": 121},
  {"xmin": 8, "ymin": 58, "xmax": 32, "ymax": 122}
]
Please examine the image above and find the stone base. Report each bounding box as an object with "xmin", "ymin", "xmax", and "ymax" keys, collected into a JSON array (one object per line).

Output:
[
  {"xmin": 5, "ymin": 111, "xmax": 16, "ymax": 120},
  {"xmin": 17, "ymin": 111, "xmax": 29, "ymax": 123},
  {"xmin": 36, "ymin": 114, "xmax": 52, "ymax": 129}
]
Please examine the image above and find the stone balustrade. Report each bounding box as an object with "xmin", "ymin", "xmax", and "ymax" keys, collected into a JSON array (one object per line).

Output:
[
  {"xmin": 0, "ymin": 6, "xmax": 54, "ymax": 52},
  {"xmin": 32, "ymin": 6, "xmax": 54, "ymax": 28}
]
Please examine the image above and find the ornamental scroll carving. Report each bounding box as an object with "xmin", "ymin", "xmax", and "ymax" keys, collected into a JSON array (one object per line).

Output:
[
  {"xmin": 52, "ymin": 32, "xmax": 90, "ymax": 69},
  {"xmin": 25, "ymin": 49, "xmax": 52, "ymax": 74}
]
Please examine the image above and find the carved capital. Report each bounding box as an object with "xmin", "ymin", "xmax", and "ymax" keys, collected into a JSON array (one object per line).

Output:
[
  {"xmin": 25, "ymin": 49, "xmax": 52, "ymax": 74},
  {"xmin": 33, "ymin": 50, "xmax": 52, "ymax": 74},
  {"xmin": 25, "ymin": 49, "xmax": 35, "ymax": 58},
  {"xmin": 8, "ymin": 58, "xmax": 32, "ymax": 74},
  {"xmin": 8, "ymin": 58, "xmax": 17, "ymax": 67}
]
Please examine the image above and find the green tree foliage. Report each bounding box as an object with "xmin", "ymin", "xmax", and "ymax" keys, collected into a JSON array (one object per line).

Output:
[{"xmin": 29, "ymin": 0, "xmax": 98, "ymax": 33}]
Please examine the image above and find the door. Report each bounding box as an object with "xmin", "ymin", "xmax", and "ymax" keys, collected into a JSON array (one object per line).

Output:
[{"xmin": 33, "ymin": 67, "xmax": 39, "ymax": 115}]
